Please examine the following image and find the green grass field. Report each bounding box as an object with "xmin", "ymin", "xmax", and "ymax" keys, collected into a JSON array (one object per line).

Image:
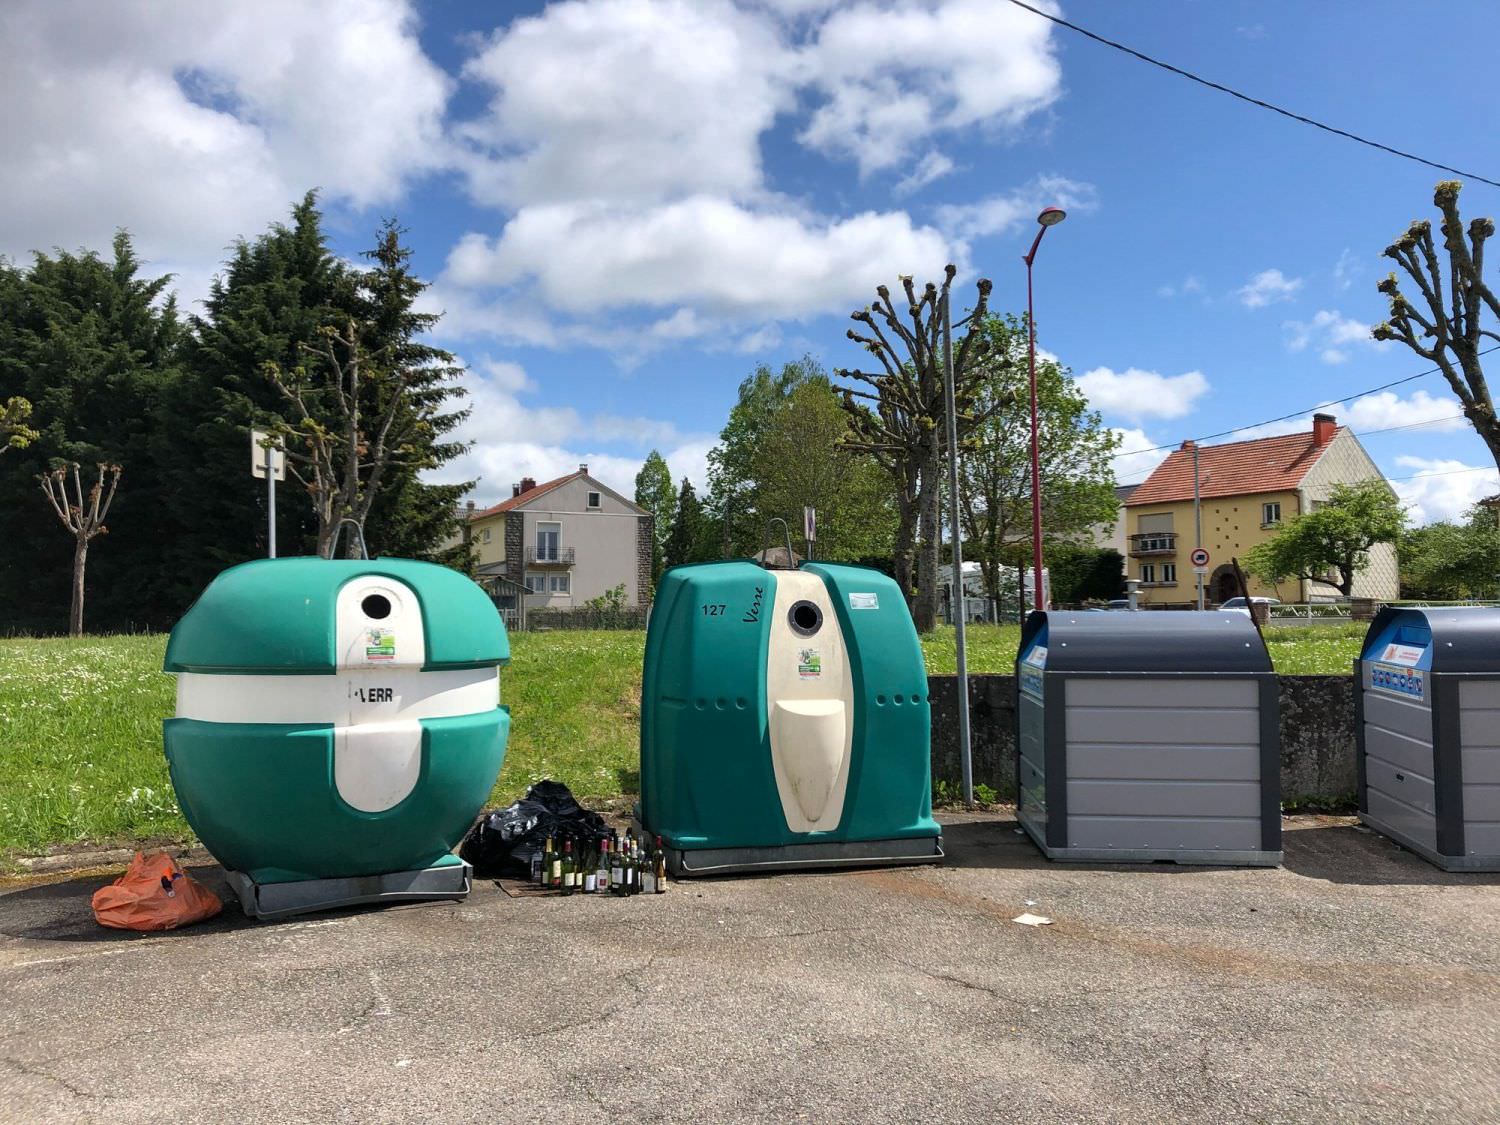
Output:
[{"xmin": 0, "ymin": 622, "xmax": 1364, "ymax": 859}]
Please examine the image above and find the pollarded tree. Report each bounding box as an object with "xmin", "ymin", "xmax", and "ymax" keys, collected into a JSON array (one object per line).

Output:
[
  {"xmin": 1374, "ymin": 180, "xmax": 1500, "ymax": 471},
  {"xmin": 1243, "ymin": 480, "xmax": 1406, "ymax": 598},
  {"xmin": 39, "ymin": 462, "xmax": 121, "ymax": 636},
  {"xmin": 835, "ymin": 265, "xmax": 996, "ymax": 632}
]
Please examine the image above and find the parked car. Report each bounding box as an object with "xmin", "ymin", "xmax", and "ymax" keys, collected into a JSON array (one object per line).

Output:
[
  {"xmin": 1219, "ymin": 596, "xmax": 1280, "ymax": 617},
  {"xmin": 1103, "ymin": 599, "xmax": 1133, "ymax": 611}
]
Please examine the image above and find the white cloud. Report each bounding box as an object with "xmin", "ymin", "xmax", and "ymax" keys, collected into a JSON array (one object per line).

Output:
[
  {"xmin": 1341, "ymin": 390, "xmax": 1465, "ymax": 433},
  {"xmin": 0, "ymin": 0, "xmax": 449, "ymax": 280},
  {"xmin": 433, "ymin": 358, "xmax": 716, "ymax": 504},
  {"xmin": 1076, "ymin": 366, "xmax": 1210, "ymax": 422},
  {"xmin": 1111, "ymin": 428, "xmax": 1171, "ymax": 484},
  {"xmin": 799, "ymin": 0, "xmax": 1062, "ymax": 176},
  {"xmin": 1391, "ymin": 455, "xmax": 1500, "ymax": 525},
  {"xmin": 1333, "ymin": 248, "xmax": 1358, "ymax": 291},
  {"xmin": 935, "ymin": 175, "xmax": 1096, "ymax": 242},
  {"xmin": 1157, "ymin": 275, "xmax": 1203, "ymax": 299},
  {"xmin": 894, "ymin": 152, "xmax": 957, "ymax": 197},
  {"xmin": 1284, "ymin": 309, "xmax": 1377, "ymax": 364},
  {"xmin": 443, "ymin": 196, "xmax": 954, "ymax": 319},
  {"xmin": 1236, "ymin": 268, "xmax": 1303, "ymax": 309}
]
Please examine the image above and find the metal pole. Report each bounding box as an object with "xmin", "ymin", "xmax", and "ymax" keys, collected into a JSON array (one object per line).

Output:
[
  {"xmin": 942, "ymin": 290, "xmax": 974, "ymax": 809},
  {"xmin": 1193, "ymin": 442, "xmax": 1203, "ymax": 610},
  {"xmin": 266, "ymin": 443, "xmax": 277, "ymax": 559},
  {"xmin": 1025, "ymin": 252, "xmax": 1046, "ymax": 611}
]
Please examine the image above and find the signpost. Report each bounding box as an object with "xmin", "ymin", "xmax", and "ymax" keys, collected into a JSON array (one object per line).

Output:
[
  {"xmin": 251, "ymin": 430, "xmax": 285, "ymax": 558},
  {"xmin": 803, "ymin": 506, "xmax": 816, "ymax": 561},
  {"xmin": 1191, "ymin": 547, "xmax": 1210, "ymax": 607}
]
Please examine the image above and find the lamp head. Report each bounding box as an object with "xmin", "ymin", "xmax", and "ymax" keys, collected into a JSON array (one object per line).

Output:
[{"xmin": 1037, "ymin": 207, "xmax": 1067, "ymax": 227}]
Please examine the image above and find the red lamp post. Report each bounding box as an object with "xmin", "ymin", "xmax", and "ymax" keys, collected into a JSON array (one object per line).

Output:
[{"xmin": 1023, "ymin": 206, "xmax": 1067, "ymax": 612}]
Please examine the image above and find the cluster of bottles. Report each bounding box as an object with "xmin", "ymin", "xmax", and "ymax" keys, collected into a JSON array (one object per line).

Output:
[{"xmin": 532, "ymin": 830, "xmax": 669, "ymax": 895}]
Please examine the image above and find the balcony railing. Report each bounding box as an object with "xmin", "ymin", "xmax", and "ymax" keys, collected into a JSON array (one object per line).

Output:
[
  {"xmin": 1128, "ymin": 534, "xmax": 1177, "ymax": 557},
  {"xmin": 525, "ymin": 546, "xmax": 575, "ymax": 565}
]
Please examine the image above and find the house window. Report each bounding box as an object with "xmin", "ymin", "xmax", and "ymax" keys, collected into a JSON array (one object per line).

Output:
[
  {"xmin": 1262, "ymin": 502, "xmax": 1282, "ymax": 527},
  {"xmin": 482, "ymin": 528, "xmax": 492, "ymax": 543},
  {"xmin": 524, "ymin": 573, "xmax": 546, "ymax": 593},
  {"xmin": 549, "ymin": 574, "xmax": 570, "ymax": 594},
  {"xmin": 536, "ymin": 521, "xmax": 560, "ymax": 562},
  {"xmin": 1162, "ymin": 564, "xmax": 1177, "ymax": 584},
  {"xmin": 587, "ymin": 491, "xmax": 601, "ymax": 509},
  {"xmin": 1140, "ymin": 564, "xmax": 1156, "ymax": 584}
]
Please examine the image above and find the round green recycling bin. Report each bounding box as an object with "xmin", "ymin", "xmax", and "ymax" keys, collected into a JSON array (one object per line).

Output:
[{"xmin": 162, "ymin": 557, "xmax": 511, "ymax": 919}]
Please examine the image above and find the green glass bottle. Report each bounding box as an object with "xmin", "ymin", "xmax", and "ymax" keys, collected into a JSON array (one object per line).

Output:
[
  {"xmin": 544, "ymin": 834, "xmax": 558, "ymax": 889},
  {"xmin": 561, "ymin": 838, "xmax": 576, "ymax": 895},
  {"xmin": 610, "ymin": 836, "xmax": 625, "ymax": 895}
]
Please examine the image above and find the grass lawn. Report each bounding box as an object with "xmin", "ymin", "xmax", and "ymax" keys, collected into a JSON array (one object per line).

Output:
[{"xmin": 0, "ymin": 621, "xmax": 1366, "ymax": 859}]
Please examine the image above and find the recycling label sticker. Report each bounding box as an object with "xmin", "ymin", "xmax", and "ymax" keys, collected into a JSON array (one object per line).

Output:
[
  {"xmin": 365, "ymin": 628, "xmax": 396, "ymax": 662},
  {"xmin": 849, "ymin": 592, "xmax": 879, "ymax": 610},
  {"xmin": 1380, "ymin": 643, "xmax": 1426, "ymax": 667},
  {"xmin": 797, "ymin": 647, "xmax": 822, "ymax": 678},
  {"xmin": 1370, "ymin": 661, "xmax": 1424, "ymax": 702},
  {"xmin": 1019, "ymin": 645, "xmax": 1047, "ymax": 700}
]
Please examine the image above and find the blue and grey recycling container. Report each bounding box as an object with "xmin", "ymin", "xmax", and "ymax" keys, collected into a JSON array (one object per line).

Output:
[
  {"xmin": 1357, "ymin": 606, "xmax": 1500, "ymax": 871},
  {"xmin": 1016, "ymin": 611, "xmax": 1282, "ymax": 866}
]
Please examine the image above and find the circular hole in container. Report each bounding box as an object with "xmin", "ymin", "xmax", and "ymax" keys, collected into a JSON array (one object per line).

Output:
[
  {"xmin": 894, "ymin": 693, "xmax": 905, "ymax": 705},
  {"xmin": 735, "ymin": 697, "xmax": 748, "ymax": 710},
  {"xmin": 788, "ymin": 600, "xmax": 822, "ymax": 636},
  {"xmin": 361, "ymin": 593, "xmax": 392, "ymax": 620},
  {"xmin": 695, "ymin": 698, "xmax": 707, "ymax": 710},
  {"xmin": 876, "ymin": 694, "xmax": 887, "ymax": 706},
  {"xmin": 715, "ymin": 697, "xmax": 728, "ymax": 710}
]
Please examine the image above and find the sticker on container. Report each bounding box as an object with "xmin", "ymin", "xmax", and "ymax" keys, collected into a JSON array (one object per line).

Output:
[
  {"xmin": 1019, "ymin": 645, "xmax": 1046, "ymax": 700},
  {"xmin": 1380, "ymin": 643, "xmax": 1425, "ymax": 667},
  {"xmin": 797, "ymin": 647, "xmax": 822, "ymax": 678},
  {"xmin": 1370, "ymin": 661, "xmax": 1424, "ymax": 702},
  {"xmin": 365, "ymin": 628, "xmax": 396, "ymax": 662},
  {"xmin": 849, "ymin": 592, "xmax": 879, "ymax": 610}
]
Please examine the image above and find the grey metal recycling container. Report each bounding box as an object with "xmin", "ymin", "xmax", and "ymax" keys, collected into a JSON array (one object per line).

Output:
[
  {"xmin": 1356, "ymin": 606, "xmax": 1500, "ymax": 871},
  {"xmin": 1015, "ymin": 611, "xmax": 1282, "ymax": 866}
]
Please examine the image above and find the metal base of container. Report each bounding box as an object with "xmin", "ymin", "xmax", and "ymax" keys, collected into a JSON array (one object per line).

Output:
[
  {"xmin": 1021, "ymin": 819, "xmax": 1280, "ymax": 867},
  {"xmin": 658, "ymin": 835, "xmax": 944, "ymax": 878},
  {"xmin": 1360, "ymin": 815, "xmax": 1500, "ymax": 872},
  {"xmin": 225, "ymin": 856, "xmax": 473, "ymax": 921}
]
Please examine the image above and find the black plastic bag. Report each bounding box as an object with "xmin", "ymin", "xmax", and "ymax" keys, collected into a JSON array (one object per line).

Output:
[{"xmin": 460, "ymin": 780, "xmax": 609, "ymax": 878}]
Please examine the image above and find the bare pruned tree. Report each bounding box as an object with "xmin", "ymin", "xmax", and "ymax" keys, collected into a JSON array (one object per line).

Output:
[
  {"xmin": 1374, "ymin": 180, "xmax": 1500, "ymax": 469},
  {"xmin": 40, "ymin": 462, "xmax": 122, "ymax": 636},
  {"xmin": 264, "ymin": 320, "xmax": 427, "ymax": 558},
  {"xmin": 835, "ymin": 265, "xmax": 997, "ymax": 631}
]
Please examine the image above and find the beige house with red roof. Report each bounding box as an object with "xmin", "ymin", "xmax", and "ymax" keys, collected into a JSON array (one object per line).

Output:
[
  {"xmin": 1124, "ymin": 413, "xmax": 1399, "ymax": 607},
  {"xmin": 462, "ymin": 464, "xmax": 654, "ymax": 611}
]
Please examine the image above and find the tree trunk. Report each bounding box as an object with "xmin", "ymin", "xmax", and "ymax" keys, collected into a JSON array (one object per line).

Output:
[
  {"xmin": 892, "ymin": 489, "xmax": 916, "ymax": 610},
  {"xmin": 70, "ymin": 537, "xmax": 87, "ymax": 637},
  {"xmin": 913, "ymin": 447, "xmax": 942, "ymax": 633}
]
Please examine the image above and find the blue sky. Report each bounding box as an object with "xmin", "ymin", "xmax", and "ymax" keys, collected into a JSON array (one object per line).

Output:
[{"xmin": 4, "ymin": 0, "xmax": 1498, "ymax": 521}]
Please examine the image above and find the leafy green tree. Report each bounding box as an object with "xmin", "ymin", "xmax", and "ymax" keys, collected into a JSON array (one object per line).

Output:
[
  {"xmin": 706, "ymin": 356, "xmax": 824, "ymax": 557},
  {"xmin": 1244, "ymin": 481, "xmax": 1406, "ymax": 597},
  {"xmin": 1047, "ymin": 545, "xmax": 1126, "ymax": 604},
  {"xmin": 664, "ymin": 477, "xmax": 709, "ymax": 569},
  {"xmin": 1399, "ymin": 506, "xmax": 1500, "ymax": 598},
  {"xmin": 1, "ymin": 396, "xmax": 37, "ymax": 454},
  {"xmin": 0, "ymin": 232, "xmax": 183, "ymax": 631},
  {"xmin": 957, "ymin": 314, "xmax": 1120, "ymax": 605},
  {"xmin": 634, "ymin": 449, "xmax": 676, "ymax": 585},
  {"xmin": 751, "ymin": 377, "xmax": 895, "ymax": 561}
]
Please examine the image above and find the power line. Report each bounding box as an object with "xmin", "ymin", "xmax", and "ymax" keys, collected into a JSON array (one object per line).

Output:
[
  {"xmin": 1354, "ymin": 413, "xmax": 1466, "ymax": 438},
  {"xmin": 1108, "ymin": 349, "xmax": 1500, "ymax": 461},
  {"xmin": 1387, "ymin": 463, "xmax": 1500, "ymax": 483},
  {"xmin": 1003, "ymin": 0, "xmax": 1500, "ymax": 190}
]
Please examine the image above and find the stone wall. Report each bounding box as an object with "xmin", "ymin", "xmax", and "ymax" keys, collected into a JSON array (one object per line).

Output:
[{"xmin": 928, "ymin": 673, "xmax": 1359, "ymax": 808}]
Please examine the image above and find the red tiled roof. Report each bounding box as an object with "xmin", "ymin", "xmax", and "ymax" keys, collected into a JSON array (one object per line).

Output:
[
  {"xmin": 471, "ymin": 471, "xmax": 579, "ymax": 519},
  {"xmin": 1125, "ymin": 428, "xmax": 1345, "ymax": 507}
]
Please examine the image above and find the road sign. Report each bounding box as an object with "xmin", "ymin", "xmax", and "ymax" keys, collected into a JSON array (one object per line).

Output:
[
  {"xmin": 251, "ymin": 430, "xmax": 285, "ymax": 481},
  {"xmin": 1189, "ymin": 547, "xmax": 1210, "ymax": 568},
  {"xmin": 804, "ymin": 506, "xmax": 816, "ymax": 543},
  {"xmin": 1194, "ymin": 566, "xmax": 1209, "ymax": 577}
]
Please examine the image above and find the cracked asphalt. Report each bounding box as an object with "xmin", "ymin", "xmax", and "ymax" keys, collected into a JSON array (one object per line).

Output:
[{"xmin": 2, "ymin": 813, "xmax": 1499, "ymax": 1123}]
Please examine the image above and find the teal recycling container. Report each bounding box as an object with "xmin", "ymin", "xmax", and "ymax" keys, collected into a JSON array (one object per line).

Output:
[
  {"xmin": 162, "ymin": 557, "xmax": 511, "ymax": 918},
  {"xmin": 639, "ymin": 560, "xmax": 943, "ymax": 874}
]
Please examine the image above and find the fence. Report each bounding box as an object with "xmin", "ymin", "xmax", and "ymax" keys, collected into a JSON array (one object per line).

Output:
[{"xmin": 523, "ymin": 606, "xmax": 649, "ymax": 631}]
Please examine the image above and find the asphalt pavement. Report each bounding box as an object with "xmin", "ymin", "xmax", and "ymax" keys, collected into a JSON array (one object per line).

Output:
[{"xmin": 2, "ymin": 813, "xmax": 1498, "ymax": 1124}]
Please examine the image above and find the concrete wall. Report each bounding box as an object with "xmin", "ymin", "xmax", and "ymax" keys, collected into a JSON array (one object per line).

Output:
[{"xmin": 928, "ymin": 673, "xmax": 1358, "ymax": 808}]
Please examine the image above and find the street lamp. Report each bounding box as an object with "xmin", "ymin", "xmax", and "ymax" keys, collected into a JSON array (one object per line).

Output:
[{"xmin": 1023, "ymin": 206, "xmax": 1066, "ymax": 611}]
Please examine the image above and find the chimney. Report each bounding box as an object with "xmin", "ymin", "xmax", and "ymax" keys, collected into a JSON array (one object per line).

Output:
[
  {"xmin": 1180, "ymin": 439, "xmax": 1196, "ymax": 451},
  {"xmin": 1313, "ymin": 413, "xmax": 1336, "ymax": 446},
  {"xmin": 519, "ymin": 476, "xmax": 537, "ymax": 494},
  {"xmin": 511, "ymin": 483, "xmax": 521, "ymax": 498},
  {"xmin": 578, "ymin": 463, "xmax": 588, "ymax": 474}
]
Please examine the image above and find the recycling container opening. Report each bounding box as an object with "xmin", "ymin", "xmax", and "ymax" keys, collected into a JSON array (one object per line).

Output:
[
  {"xmin": 162, "ymin": 557, "xmax": 512, "ymax": 919},
  {"xmin": 1356, "ymin": 605, "xmax": 1500, "ymax": 871},
  {"xmin": 637, "ymin": 559, "xmax": 942, "ymax": 876},
  {"xmin": 1016, "ymin": 610, "xmax": 1282, "ymax": 867}
]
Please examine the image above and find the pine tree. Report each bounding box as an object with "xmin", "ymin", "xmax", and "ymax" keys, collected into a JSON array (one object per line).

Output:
[
  {"xmin": 664, "ymin": 477, "xmax": 706, "ymax": 569},
  {"xmin": 634, "ymin": 450, "xmax": 675, "ymax": 586}
]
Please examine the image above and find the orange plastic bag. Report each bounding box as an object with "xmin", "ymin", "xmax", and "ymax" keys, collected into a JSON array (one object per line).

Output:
[{"xmin": 91, "ymin": 851, "xmax": 222, "ymax": 931}]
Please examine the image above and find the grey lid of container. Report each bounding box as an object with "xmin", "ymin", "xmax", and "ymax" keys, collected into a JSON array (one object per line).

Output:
[
  {"xmin": 1018, "ymin": 610, "xmax": 1272, "ymax": 674},
  {"xmin": 1365, "ymin": 605, "xmax": 1500, "ymax": 673}
]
